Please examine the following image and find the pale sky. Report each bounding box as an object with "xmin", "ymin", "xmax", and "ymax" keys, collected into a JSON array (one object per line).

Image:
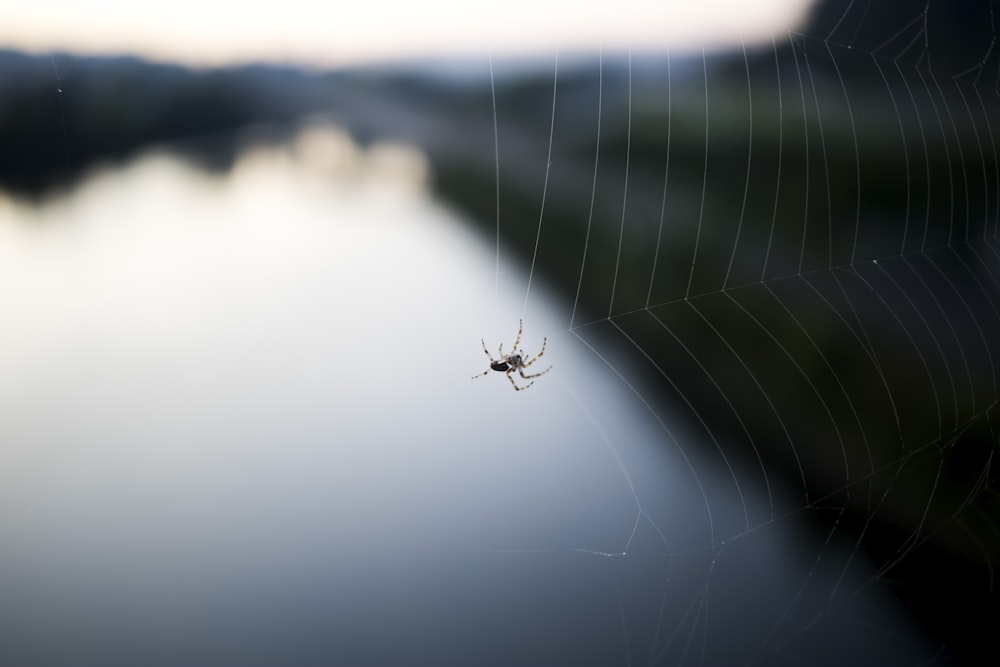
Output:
[{"xmin": 1, "ymin": 1, "xmax": 815, "ymax": 67}]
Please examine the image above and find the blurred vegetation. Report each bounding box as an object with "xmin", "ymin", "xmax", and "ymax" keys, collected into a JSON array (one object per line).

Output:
[{"xmin": 0, "ymin": 51, "xmax": 347, "ymax": 195}]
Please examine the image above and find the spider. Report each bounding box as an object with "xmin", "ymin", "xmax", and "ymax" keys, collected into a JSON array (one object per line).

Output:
[{"xmin": 472, "ymin": 319, "xmax": 552, "ymax": 391}]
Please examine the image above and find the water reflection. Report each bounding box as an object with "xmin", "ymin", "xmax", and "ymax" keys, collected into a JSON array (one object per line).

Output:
[{"xmin": 0, "ymin": 126, "xmax": 926, "ymax": 666}]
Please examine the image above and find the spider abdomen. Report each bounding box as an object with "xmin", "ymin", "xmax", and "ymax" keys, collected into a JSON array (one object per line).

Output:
[{"xmin": 491, "ymin": 361, "xmax": 510, "ymax": 372}]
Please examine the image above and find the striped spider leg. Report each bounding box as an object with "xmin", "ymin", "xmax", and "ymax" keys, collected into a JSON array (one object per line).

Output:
[{"xmin": 471, "ymin": 319, "xmax": 552, "ymax": 391}]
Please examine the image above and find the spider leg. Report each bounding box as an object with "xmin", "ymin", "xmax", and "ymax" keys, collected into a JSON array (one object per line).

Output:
[
  {"xmin": 475, "ymin": 339, "xmax": 498, "ymax": 380},
  {"xmin": 521, "ymin": 337, "xmax": 548, "ymax": 368},
  {"xmin": 506, "ymin": 369, "xmax": 533, "ymax": 391},
  {"xmin": 511, "ymin": 319, "xmax": 524, "ymax": 353},
  {"xmin": 519, "ymin": 365, "xmax": 551, "ymax": 380}
]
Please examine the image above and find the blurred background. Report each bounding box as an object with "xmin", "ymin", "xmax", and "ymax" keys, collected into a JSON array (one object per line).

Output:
[{"xmin": 1, "ymin": 1, "xmax": 999, "ymax": 665}]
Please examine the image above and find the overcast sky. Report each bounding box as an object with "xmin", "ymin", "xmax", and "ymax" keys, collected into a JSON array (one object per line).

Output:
[{"xmin": 1, "ymin": 1, "xmax": 815, "ymax": 67}]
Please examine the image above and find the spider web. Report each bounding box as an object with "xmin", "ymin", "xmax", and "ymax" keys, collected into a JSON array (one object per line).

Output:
[
  {"xmin": 459, "ymin": 2, "xmax": 1000, "ymax": 664},
  {"xmin": 0, "ymin": 1, "xmax": 998, "ymax": 666}
]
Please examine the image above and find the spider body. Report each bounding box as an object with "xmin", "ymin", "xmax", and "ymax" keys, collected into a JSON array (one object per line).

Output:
[
  {"xmin": 491, "ymin": 359, "xmax": 512, "ymax": 372},
  {"xmin": 473, "ymin": 320, "xmax": 552, "ymax": 391}
]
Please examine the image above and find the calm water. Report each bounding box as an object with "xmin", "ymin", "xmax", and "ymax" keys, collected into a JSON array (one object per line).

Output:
[{"xmin": 0, "ymin": 125, "xmax": 928, "ymax": 665}]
